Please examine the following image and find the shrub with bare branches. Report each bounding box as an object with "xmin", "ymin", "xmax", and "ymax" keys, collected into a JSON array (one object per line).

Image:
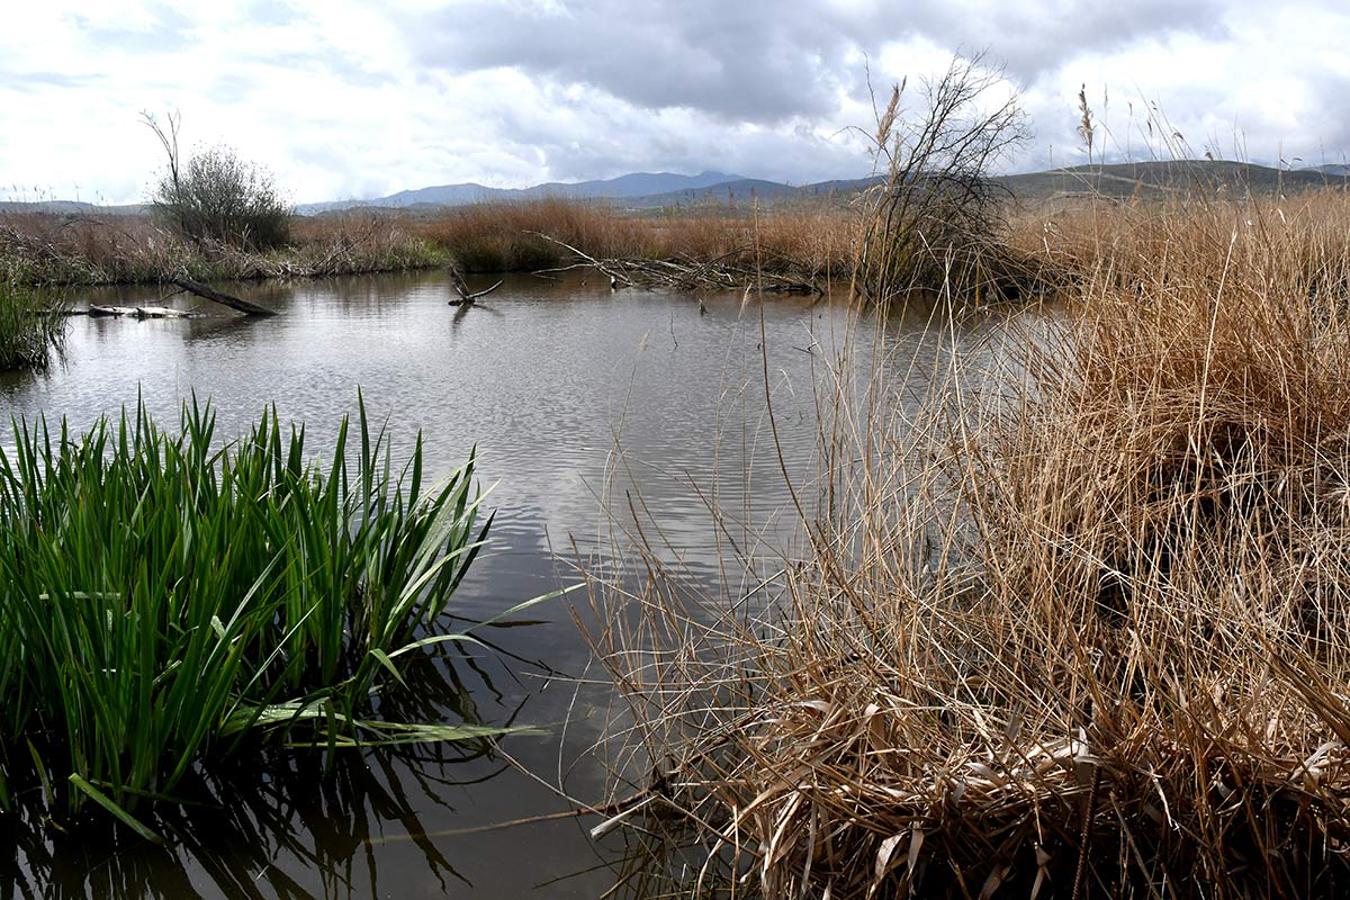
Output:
[
  {"xmin": 145, "ymin": 112, "xmax": 292, "ymax": 251},
  {"xmin": 855, "ymin": 54, "xmax": 1030, "ymax": 304}
]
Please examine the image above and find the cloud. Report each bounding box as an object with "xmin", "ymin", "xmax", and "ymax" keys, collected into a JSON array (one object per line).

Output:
[
  {"xmin": 403, "ymin": 0, "xmax": 864, "ymax": 122},
  {"xmin": 0, "ymin": 0, "xmax": 1346, "ymax": 204},
  {"xmin": 402, "ymin": 0, "xmax": 1229, "ymax": 121}
]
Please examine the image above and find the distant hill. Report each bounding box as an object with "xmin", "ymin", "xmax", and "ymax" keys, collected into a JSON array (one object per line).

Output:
[
  {"xmin": 0, "ymin": 200, "xmax": 147, "ymax": 216},
  {"xmin": 620, "ymin": 177, "xmax": 817, "ymax": 206},
  {"xmin": 995, "ymin": 160, "xmax": 1350, "ymax": 200},
  {"xmin": 298, "ymin": 170, "xmax": 748, "ymax": 214},
  {"xmin": 306, "ymin": 174, "xmax": 881, "ymax": 215},
  {"xmin": 309, "ymin": 160, "xmax": 1350, "ymax": 214},
  {"xmin": 1305, "ymin": 163, "xmax": 1350, "ymax": 178}
]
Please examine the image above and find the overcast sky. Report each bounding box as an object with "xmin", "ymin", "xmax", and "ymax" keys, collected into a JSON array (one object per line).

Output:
[{"xmin": 2, "ymin": 0, "xmax": 1347, "ymax": 205}]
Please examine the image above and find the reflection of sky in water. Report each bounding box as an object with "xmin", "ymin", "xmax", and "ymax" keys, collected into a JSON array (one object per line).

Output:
[{"xmin": 0, "ymin": 271, "xmax": 1017, "ymax": 897}]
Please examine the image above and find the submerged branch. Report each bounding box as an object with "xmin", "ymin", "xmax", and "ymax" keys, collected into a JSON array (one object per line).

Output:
[
  {"xmin": 169, "ymin": 276, "xmax": 277, "ymax": 316},
  {"xmin": 448, "ymin": 264, "xmax": 503, "ymax": 306}
]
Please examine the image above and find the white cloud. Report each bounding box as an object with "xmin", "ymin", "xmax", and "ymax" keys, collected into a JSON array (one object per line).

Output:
[{"xmin": 1, "ymin": 0, "xmax": 1346, "ymax": 205}]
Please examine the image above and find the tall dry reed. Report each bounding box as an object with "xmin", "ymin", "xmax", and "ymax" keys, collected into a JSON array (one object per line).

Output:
[{"xmin": 589, "ymin": 190, "xmax": 1350, "ymax": 897}]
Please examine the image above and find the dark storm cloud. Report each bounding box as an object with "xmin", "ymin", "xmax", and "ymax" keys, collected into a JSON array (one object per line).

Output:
[
  {"xmin": 891, "ymin": 0, "xmax": 1231, "ymax": 82},
  {"xmin": 402, "ymin": 0, "xmax": 1230, "ymax": 123}
]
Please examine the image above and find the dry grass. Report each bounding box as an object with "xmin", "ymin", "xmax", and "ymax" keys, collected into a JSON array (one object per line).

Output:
[
  {"xmin": 0, "ymin": 200, "xmax": 860, "ymax": 288},
  {"xmin": 0, "ymin": 212, "xmax": 445, "ymax": 286},
  {"xmin": 588, "ymin": 190, "xmax": 1350, "ymax": 897},
  {"xmin": 412, "ymin": 198, "xmax": 856, "ymax": 280}
]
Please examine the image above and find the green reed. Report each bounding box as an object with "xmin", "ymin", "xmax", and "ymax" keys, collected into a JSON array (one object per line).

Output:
[
  {"xmin": 0, "ymin": 277, "xmax": 65, "ymax": 371},
  {"xmin": 0, "ymin": 396, "xmax": 501, "ymax": 835}
]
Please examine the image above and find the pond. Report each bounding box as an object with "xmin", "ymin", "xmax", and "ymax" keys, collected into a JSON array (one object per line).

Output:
[{"xmin": 0, "ymin": 270, "xmax": 996, "ymax": 898}]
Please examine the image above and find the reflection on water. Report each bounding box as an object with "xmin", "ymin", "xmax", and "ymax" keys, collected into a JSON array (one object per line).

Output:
[{"xmin": 0, "ymin": 271, "xmax": 1000, "ymax": 897}]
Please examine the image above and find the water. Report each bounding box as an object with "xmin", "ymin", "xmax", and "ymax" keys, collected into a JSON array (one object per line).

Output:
[{"xmin": 0, "ymin": 271, "xmax": 985, "ymax": 898}]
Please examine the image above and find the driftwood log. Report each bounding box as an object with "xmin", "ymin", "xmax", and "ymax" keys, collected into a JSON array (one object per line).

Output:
[
  {"xmin": 169, "ymin": 277, "xmax": 277, "ymax": 316},
  {"xmin": 86, "ymin": 305, "xmax": 198, "ymax": 319}
]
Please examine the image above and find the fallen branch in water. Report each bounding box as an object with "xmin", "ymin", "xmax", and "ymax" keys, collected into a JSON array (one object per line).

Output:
[
  {"xmin": 168, "ymin": 276, "xmax": 277, "ymax": 316},
  {"xmin": 529, "ymin": 232, "xmax": 822, "ymax": 295},
  {"xmin": 447, "ymin": 265, "xmax": 504, "ymax": 306}
]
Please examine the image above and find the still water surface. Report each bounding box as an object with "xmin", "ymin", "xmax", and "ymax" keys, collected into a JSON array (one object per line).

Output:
[{"xmin": 0, "ymin": 271, "xmax": 987, "ymax": 898}]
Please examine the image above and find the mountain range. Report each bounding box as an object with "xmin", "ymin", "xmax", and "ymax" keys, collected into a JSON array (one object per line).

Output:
[
  {"xmin": 296, "ymin": 170, "xmax": 754, "ymax": 213},
  {"xmin": 299, "ymin": 160, "xmax": 1350, "ymax": 213},
  {"xmin": 4, "ymin": 160, "xmax": 1348, "ymax": 218}
]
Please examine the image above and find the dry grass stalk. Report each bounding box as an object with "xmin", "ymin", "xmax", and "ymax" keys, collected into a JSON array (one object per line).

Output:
[{"xmin": 588, "ymin": 189, "xmax": 1350, "ymax": 897}]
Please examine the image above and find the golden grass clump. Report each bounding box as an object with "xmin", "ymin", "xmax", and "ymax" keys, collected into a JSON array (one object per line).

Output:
[
  {"xmin": 2, "ymin": 197, "xmax": 862, "ymax": 289},
  {"xmin": 591, "ymin": 192, "xmax": 1350, "ymax": 897}
]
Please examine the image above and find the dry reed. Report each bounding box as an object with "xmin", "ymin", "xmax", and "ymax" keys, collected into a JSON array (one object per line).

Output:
[
  {"xmin": 0, "ymin": 212, "xmax": 445, "ymax": 286},
  {"xmin": 413, "ymin": 198, "xmax": 855, "ymax": 280},
  {"xmin": 588, "ymin": 189, "xmax": 1350, "ymax": 897}
]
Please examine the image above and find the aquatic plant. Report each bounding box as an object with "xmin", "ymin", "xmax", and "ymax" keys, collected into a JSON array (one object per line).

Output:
[
  {"xmin": 0, "ymin": 397, "xmax": 510, "ymax": 835},
  {"xmin": 0, "ymin": 276, "xmax": 66, "ymax": 370}
]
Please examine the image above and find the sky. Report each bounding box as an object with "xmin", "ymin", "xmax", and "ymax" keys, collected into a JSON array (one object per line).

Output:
[{"xmin": 1, "ymin": 0, "xmax": 1348, "ymax": 205}]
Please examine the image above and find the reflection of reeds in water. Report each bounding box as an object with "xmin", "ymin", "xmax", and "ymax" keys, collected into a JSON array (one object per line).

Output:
[
  {"xmin": 590, "ymin": 189, "xmax": 1350, "ymax": 896},
  {"xmin": 0, "ymin": 648, "xmax": 517, "ymax": 899}
]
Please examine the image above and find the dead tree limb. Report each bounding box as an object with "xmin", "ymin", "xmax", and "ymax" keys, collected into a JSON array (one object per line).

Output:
[
  {"xmin": 447, "ymin": 265, "xmax": 504, "ymax": 306},
  {"xmin": 169, "ymin": 277, "xmax": 277, "ymax": 316},
  {"xmin": 85, "ymin": 305, "xmax": 201, "ymax": 319},
  {"xmin": 528, "ymin": 233, "xmax": 633, "ymax": 288},
  {"xmin": 530, "ymin": 232, "xmax": 822, "ymax": 295}
]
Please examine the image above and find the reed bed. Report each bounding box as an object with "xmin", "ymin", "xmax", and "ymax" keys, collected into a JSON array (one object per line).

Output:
[
  {"xmin": 0, "ymin": 201, "xmax": 858, "ymax": 290},
  {"xmin": 0, "ymin": 212, "xmax": 445, "ymax": 287},
  {"xmin": 589, "ymin": 190, "xmax": 1350, "ymax": 896},
  {"xmin": 0, "ymin": 398, "xmax": 499, "ymax": 835},
  {"xmin": 413, "ymin": 198, "xmax": 855, "ymax": 280}
]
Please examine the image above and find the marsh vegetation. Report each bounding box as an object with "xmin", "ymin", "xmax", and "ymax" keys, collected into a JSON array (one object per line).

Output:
[
  {"xmin": 0, "ymin": 398, "xmax": 501, "ymax": 838},
  {"xmin": 6, "ymin": 49, "xmax": 1350, "ymax": 897},
  {"xmin": 0, "ymin": 276, "xmax": 66, "ymax": 371},
  {"xmin": 589, "ymin": 182, "xmax": 1350, "ymax": 897}
]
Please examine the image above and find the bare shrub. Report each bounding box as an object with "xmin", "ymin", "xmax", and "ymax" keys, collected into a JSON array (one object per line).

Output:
[
  {"xmin": 145, "ymin": 112, "xmax": 292, "ymax": 251},
  {"xmin": 855, "ymin": 53, "xmax": 1029, "ymax": 303}
]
